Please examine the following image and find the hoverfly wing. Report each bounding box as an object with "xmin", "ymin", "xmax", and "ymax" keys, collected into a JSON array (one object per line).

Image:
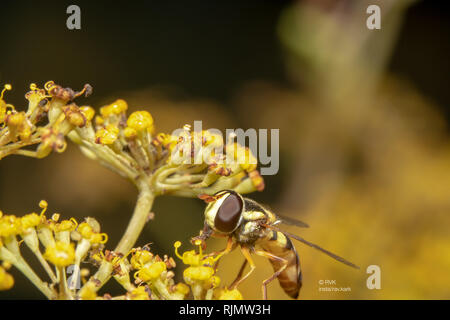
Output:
[
  {"xmin": 244, "ymin": 198, "xmax": 309, "ymax": 228},
  {"xmin": 264, "ymin": 224, "xmax": 360, "ymax": 270},
  {"xmin": 275, "ymin": 214, "xmax": 310, "ymax": 228}
]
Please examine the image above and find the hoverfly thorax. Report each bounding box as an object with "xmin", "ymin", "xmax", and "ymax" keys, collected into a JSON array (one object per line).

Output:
[{"xmin": 204, "ymin": 190, "xmax": 244, "ymax": 234}]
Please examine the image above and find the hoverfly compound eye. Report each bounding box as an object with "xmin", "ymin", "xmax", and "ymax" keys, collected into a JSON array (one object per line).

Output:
[{"xmin": 214, "ymin": 191, "xmax": 243, "ymax": 233}]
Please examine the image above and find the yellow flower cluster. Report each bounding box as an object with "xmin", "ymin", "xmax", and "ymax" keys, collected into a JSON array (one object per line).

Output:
[
  {"xmin": 0, "ymin": 82, "xmax": 92, "ymax": 160},
  {"xmin": 1, "ymin": 81, "xmax": 264, "ymax": 197},
  {"xmin": 174, "ymin": 240, "xmax": 243, "ymax": 300},
  {"xmin": 129, "ymin": 246, "xmax": 186, "ymax": 300},
  {"xmin": 0, "ymin": 200, "xmax": 246, "ymax": 300},
  {"xmin": 0, "ymin": 81, "xmax": 263, "ymax": 300},
  {"xmin": 0, "ymin": 201, "xmax": 108, "ymax": 299}
]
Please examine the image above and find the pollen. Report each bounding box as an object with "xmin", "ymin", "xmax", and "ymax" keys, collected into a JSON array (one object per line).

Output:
[
  {"xmin": 130, "ymin": 249, "xmax": 153, "ymax": 269},
  {"xmin": 95, "ymin": 124, "xmax": 119, "ymax": 145}
]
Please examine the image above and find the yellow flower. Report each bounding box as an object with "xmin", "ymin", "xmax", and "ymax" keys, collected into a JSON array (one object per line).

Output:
[
  {"xmin": 130, "ymin": 249, "xmax": 153, "ymax": 269},
  {"xmin": 174, "ymin": 240, "xmax": 221, "ymax": 267},
  {"xmin": 174, "ymin": 283, "xmax": 190, "ymax": 296},
  {"xmin": 204, "ymin": 275, "xmax": 221, "ymax": 290},
  {"xmin": 128, "ymin": 286, "xmax": 150, "ymax": 300},
  {"xmin": 95, "ymin": 115, "xmax": 104, "ymax": 126},
  {"xmin": 5, "ymin": 112, "xmax": 33, "ymax": 141},
  {"xmin": 54, "ymin": 218, "xmax": 77, "ymax": 233},
  {"xmin": 89, "ymin": 233, "xmax": 108, "ymax": 244},
  {"xmin": 79, "ymin": 106, "xmax": 95, "ymax": 122},
  {"xmin": 174, "ymin": 240, "xmax": 222, "ymax": 286},
  {"xmin": 100, "ymin": 99, "xmax": 128, "ymax": 117},
  {"xmin": 184, "ymin": 266, "xmax": 214, "ymax": 284},
  {"xmin": 127, "ymin": 111, "xmax": 154, "ymax": 133},
  {"xmin": 218, "ymin": 288, "xmax": 243, "ymax": 300},
  {"xmin": 20, "ymin": 213, "xmax": 42, "ymax": 230},
  {"xmin": 95, "ymin": 124, "xmax": 119, "ymax": 145},
  {"xmin": 77, "ymin": 222, "xmax": 93, "ymax": 239},
  {"xmin": 179, "ymin": 249, "xmax": 201, "ymax": 266},
  {"xmin": 0, "ymin": 215, "xmax": 22, "ymax": 238},
  {"xmin": 76, "ymin": 222, "xmax": 107, "ymax": 244},
  {"xmin": 0, "ymin": 100, "xmax": 6, "ymax": 123},
  {"xmin": 0, "ymin": 266, "xmax": 14, "ymax": 291},
  {"xmin": 36, "ymin": 127, "xmax": 67, "ymax": 158},
  {"xmin": 63, "ymin": 104, "xmax": 86, "ymax": 128},
  {"xmin": 135, "ymin": 261, "xmax": 166, "ymax": 282},
  {"xmin": 123, "ymin": 126, "xmax": 137, "ymax": 139},
  {"xmin": 79, "ymin": 282, "xmax": 97, "ymax": 300},
  {"xmin": 1, "ymin": 84, "xmax": 12, "ymax": 123},
  {"xmin": 44, "ymin": 241, "xmax": 75, "ymax": 267}
]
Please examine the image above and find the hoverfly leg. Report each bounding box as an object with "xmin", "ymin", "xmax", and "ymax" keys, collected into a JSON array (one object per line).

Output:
[
  {"xmin": 254, "ymin": 250, "xmax": 288, "ymax": 300},
  {"xmin": 229, "ymin": 246, "xmax": 256, "ymax": 290},
  {"xmin": 205, "ymin": 237, "xmax": 235, "ymax": 271},
  {"xmin": 229, "ymin": 259, "xmax": 248, "ymax": 288},
  {"xmin": 190, "ymin": 223, "xmax": 214, "ymax": 248}
]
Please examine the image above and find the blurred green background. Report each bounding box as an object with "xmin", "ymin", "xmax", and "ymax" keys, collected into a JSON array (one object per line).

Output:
[{"xmin": 0, "ymin": 0, "xmax": 449, "ymax": 299}]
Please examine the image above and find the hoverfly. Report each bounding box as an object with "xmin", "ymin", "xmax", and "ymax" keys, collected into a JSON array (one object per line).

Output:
[{"xmin": 193, "ymin": 190, "xmax": 359, "ymax": 299}]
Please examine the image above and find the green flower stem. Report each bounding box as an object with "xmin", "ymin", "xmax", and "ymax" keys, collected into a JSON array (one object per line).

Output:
[
  {"xmin": 14, "ymin": 255, "xmax": 55, "ymax": 299},
  {"xmin": 80, "ymin": 178, "xmax": 154, "ymax": 293},
  {"xmin": 22, "ymin": 229, "xmax": 57, "ymax": 282},
  {"xmin": 34, "ymin": 249, "xmax": 58, "ymax": 283},
  {"xmin": 205, "ymin": 288, "xmax": 214, "ymax": 300},
  {"xmin": 154, "ymin": 279, "xmax": 177, "ymax": 300},
  {"xmin": 1, "ymin": 237, "xmax": 56, "ymax": 299},
  {"xmin": 115, "ymin": 180, "xmax": 154, "ymax": 255},
  {"xmin": 192, "ymin": 283, "xmax": 204, "ymax": 300},
  {"xmin": 57, "ymin": 266, "xmax": 73, "ymax": 300},
  {"xmin": 164, "ymin": 174, "xmax": 206, "ymax": 184}
]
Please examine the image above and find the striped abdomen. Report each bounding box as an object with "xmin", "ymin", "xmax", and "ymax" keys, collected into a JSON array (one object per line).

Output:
[{"xmin": 259, "ymin": 231, "xmax": 302, "ymax": 299}]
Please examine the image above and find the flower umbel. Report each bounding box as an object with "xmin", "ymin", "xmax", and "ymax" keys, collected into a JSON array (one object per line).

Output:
[{"xmin": 0, "ymin": 82, "xmax": 263, "ymax": 299}]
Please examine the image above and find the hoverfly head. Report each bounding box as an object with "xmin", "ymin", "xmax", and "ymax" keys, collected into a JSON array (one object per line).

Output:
[{"xmin": 201, "ymin": 190, "xmax": 244, "ymax": 234}]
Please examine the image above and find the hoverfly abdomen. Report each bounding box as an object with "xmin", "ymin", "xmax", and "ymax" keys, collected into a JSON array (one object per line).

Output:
[{"xmin": 259, "ymin": 231, "xmax": 302, "ymax": 299}]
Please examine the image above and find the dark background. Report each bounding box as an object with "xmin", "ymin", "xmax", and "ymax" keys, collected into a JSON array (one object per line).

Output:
[{"xmin": 0, "ymin": 1, "xmax": 449, "ymax": 118}]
